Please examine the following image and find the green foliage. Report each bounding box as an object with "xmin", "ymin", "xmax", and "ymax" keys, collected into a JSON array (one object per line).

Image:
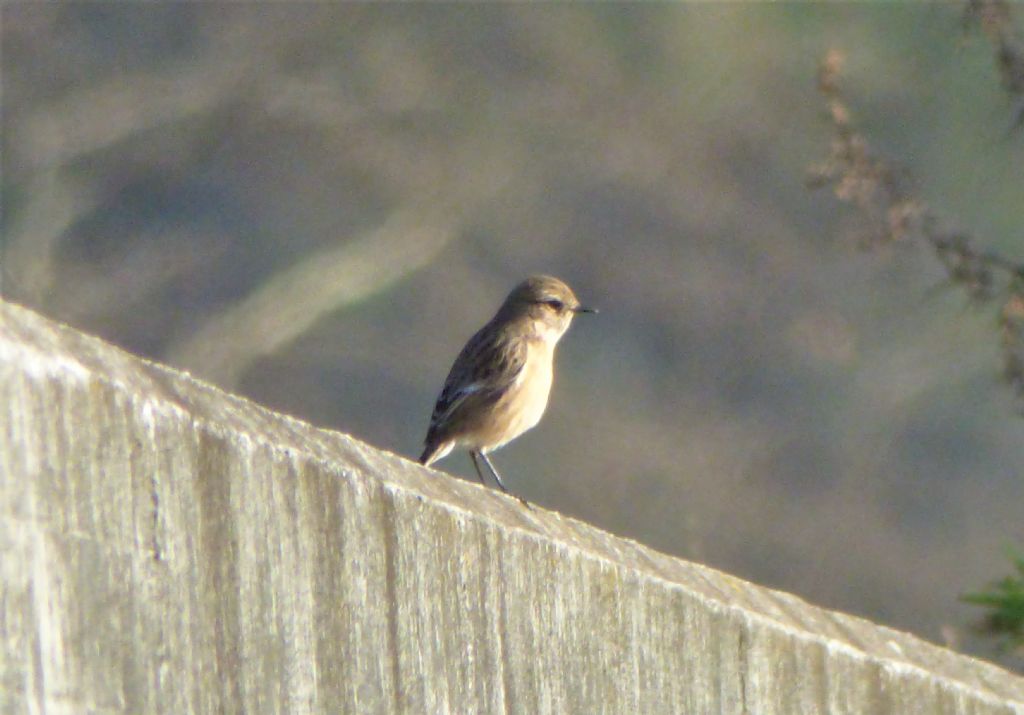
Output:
[{"xmin": 963, "ymin": 551, "xmax": 1024, "ymax": 650}]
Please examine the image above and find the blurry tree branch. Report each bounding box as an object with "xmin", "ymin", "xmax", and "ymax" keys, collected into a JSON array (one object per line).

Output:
[
  {"xmin": 164, "ymin": 109, "xmax": 523, "ymax": 389},
  {"xmin": 12, "ymin": 11, "xmax": 290, "ymax": 170},
  {"xmin": 162, "ymin": 63, "xmax": 523, "ymax": 386},
  {"xmin": 807, "ymin": 49, "xmax": 1024, "ymax": 402},
  {"xmin": 166, "ymin": 205, "xmax": 458, "ymax": 387},
  {"xmin": 3, "ymin": 168, "xmax": 98, "ymax": 302},
  {"xmin": 5, "ymin": 31, "xmax": 255, "ymax": 306},
  {"xmin": 962, "ymin": 0, "xmax": 1024, "ymax": 127},
  {"xmin": 809, "ymin": 46, "xmax": 1024, "ymax": 666},
  {"xmin": 6, "ymin": 11, "xmax": 530, "ymax": 388},
  {"xmin": 3, "ymin": 14, "xmax": 300, "ymax": 308},
  {"xmin": 16, "ymin": 61, "xmax": 251, "ymax": 172}
]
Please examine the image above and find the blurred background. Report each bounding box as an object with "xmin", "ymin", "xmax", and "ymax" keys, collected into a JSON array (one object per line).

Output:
[{"xmin": 4, "ymin": 3, "xmax": 1024, "ymax": 668}]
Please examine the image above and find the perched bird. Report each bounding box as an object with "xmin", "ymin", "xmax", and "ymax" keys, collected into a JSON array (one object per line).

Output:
[{"xmin": 419, "ymin": 275, "xmax": 596, "ymax": 497}]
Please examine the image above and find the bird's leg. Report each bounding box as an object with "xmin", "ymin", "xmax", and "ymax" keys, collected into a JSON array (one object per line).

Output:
[
  {"xmin": 478, "ymin": 452, "xmax": 509, "ymax": 493},
  {"xmin": 479, "ymin": 452, "xmax": 531, "ymax": 508},
  {"xmin": 469, "ymin": 451, "xmax": 489, "ymax": 486}
]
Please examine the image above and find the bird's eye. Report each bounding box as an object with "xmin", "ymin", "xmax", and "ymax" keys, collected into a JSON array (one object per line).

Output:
[{"xmin": 544, "ymin": 299, "xmax": 564, "ymax": 311}]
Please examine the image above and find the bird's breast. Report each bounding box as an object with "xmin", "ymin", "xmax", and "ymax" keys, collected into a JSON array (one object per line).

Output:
[
  {"xmin": 476, "ymin": 338, "xmax": 555, "ymax": 450},
  {"xmin": 513, "ymin": 339, "xmax": 555, "ymax": 426}
]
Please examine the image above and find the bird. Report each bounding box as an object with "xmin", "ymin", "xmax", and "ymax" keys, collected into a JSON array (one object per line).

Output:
[{"xmin": 419, "ymin": 275, "xmax": 596, "ymax": 498}]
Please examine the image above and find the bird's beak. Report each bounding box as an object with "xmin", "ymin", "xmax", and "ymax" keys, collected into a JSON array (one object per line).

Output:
[{"xmin": 573, "ymin": 305, "xmax": 598, "ymax": 315}]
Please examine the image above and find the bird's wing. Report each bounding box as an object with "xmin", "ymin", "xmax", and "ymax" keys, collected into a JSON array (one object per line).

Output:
[{"xmin": 427, "ymin": 326, "xmax": 527, "ymax": 436}]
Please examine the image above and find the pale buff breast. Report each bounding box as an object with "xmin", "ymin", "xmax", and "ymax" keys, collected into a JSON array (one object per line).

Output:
[{"xmin": 465, "ymin": 336, "xmax": 556, "ymax": 452}]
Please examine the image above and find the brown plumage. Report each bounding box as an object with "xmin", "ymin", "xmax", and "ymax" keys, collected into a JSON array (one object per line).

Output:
[{"xmin": 419, "ymin": 275, "xmax": 595, "ymax": 496}]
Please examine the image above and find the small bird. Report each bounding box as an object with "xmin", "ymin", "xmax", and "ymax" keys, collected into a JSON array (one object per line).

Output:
[{"xmin": 419, "ymin": 275, "xmax": 596, "ymax": 497}]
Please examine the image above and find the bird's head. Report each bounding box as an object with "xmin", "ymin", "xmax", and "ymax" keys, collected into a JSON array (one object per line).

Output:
[{"xmin": 497, "ymin": 275, "xmax": 597, "ymax": 341}]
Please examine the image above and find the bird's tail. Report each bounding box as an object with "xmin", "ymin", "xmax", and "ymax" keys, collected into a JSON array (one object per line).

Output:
[{"xmin": 419, "ymin": 440, "xmax": 451, "ymax": 466}]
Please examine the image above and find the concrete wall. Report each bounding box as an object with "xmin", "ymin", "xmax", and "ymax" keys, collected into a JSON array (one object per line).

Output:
[{"xmin": 2, "ymin": 298, "xmax": 1023, "ymax": 714}]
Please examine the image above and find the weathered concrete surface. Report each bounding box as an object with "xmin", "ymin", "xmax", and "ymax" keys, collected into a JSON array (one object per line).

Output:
[{"xmin": 1, "ymin": 298, "xmax": 1022, "ymax": 715}]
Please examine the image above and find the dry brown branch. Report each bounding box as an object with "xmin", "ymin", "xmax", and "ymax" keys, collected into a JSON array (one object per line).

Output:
[{"xmin": 809, "ymin": 48, "xmax": 1024, "ymax": 401}]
